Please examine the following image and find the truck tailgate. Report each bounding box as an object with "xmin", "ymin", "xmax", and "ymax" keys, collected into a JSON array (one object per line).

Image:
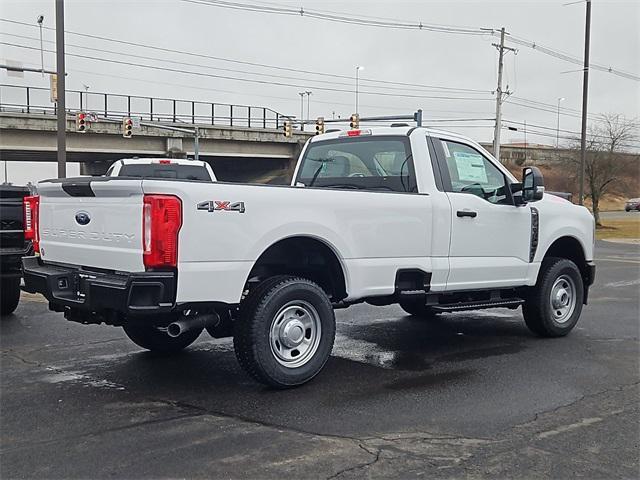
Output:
[{"xmin": 37, "ymin": 179, "xmax": 145, "ymax": 272}]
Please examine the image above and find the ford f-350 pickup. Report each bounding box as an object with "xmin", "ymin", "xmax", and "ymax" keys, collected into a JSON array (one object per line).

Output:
[{"xmin": 22, "ymin": 126, "xmax": 595, "ymax": 387}]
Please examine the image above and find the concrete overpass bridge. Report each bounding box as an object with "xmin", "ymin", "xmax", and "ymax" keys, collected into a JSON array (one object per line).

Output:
[{"xmin": 0, "ymin": 84, "xmax": 312, "ymax": 183}]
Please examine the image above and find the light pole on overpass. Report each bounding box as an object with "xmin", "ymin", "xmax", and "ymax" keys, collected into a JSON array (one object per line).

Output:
[
  {"xmin": 355, "ymin": 66, "xmax": 364, "ymax": 114},
  {"xmin": 298, "ymin": 92, "xmax": 305, "ymax": 131},
  {"xmin": 556, "ymin": 97, "xmax": 565, "ymax": 149},
  {"xmin": 305, "ymin": 90, "xmax": 312, "ymax": 124}
]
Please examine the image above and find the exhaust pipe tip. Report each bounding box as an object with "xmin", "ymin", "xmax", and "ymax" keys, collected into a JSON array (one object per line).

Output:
[
  {"xmin": 166, "ymin": 312, "xmax": 219, "ymax": 338},
  {"xmin": 167, "ymin": 322, "xmax": 183, "ymax": 338}
]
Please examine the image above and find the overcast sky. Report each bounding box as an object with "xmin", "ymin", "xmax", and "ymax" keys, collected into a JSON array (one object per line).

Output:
[{"xmin": 1, "ymin": 0, "xmax": 639, "ymax": 184}]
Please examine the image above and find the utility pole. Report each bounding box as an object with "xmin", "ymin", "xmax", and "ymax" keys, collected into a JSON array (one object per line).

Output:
[
  {"xmin": 298, "ymin": 91, "xmax": 305, "ymax": 131},
  {"xmin": 492, "ymin": 27, "xmax": 515, "ymax": 163},
  {"xmin": 579, "ymin": 0, "xmax": 591, "ymax": 206},
  {"xmin": 55, "ymin": 0, "xmax": 66, "ymax": 178}
]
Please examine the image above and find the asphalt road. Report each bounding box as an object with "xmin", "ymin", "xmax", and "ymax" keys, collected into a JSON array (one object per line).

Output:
[{"xmin": 1, "ymin": 240, "xmax": 639, "ymax": 479}]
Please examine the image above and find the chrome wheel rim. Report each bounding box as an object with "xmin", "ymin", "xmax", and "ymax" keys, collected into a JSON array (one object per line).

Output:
[
  {"xmin": 549, "ymin": 274, "xmax": 576, "ymax": 324},
  {"xmin": 269, "ymin": 301, "xmax": 321, "ymax": 368}
]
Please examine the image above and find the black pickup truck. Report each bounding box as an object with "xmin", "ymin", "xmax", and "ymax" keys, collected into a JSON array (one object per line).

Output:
[{"xmin": 1, "ymin": 185, "xmax": 32, "ymax": 316}]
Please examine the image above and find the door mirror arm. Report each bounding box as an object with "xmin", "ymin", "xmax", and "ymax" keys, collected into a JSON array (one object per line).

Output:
[{"xmin": 510, "ymin": 182, "xmax": 527, "ymax": 206}]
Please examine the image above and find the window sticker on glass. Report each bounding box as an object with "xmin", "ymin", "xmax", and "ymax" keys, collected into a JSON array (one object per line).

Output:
[{"xmin": 452, "ymin": 151, "xmax": 488, "ymax": 183}]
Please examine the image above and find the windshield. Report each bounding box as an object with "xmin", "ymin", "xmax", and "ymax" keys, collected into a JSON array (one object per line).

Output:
[
  {"xmin": 296, "ymin": 136, "xmax": 416, "ymax": 193},
  {"xmin": 118, "ymin": 163, "xmax": 212, "ymax": 181}
]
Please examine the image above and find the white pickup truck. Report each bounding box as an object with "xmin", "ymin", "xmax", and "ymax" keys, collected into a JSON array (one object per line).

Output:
[{"xmin": 22, "ymin": 126, "xmax": 595, "ymax": 387}]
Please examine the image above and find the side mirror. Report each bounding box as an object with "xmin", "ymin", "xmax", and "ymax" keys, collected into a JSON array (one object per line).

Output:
[{"xmin": 522, "ymin": 166, "xmax": 544, "ymax": 202}]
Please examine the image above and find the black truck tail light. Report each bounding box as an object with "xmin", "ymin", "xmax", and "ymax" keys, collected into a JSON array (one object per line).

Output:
[{"xmin": 23, "ymin": 195, "xmax": 40, "ymax": 253}]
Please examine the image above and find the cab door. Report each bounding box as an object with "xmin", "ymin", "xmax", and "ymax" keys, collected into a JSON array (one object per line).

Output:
[{"xmin": 431, "ymin": 137, "xmax": 531, "ymax": 291}]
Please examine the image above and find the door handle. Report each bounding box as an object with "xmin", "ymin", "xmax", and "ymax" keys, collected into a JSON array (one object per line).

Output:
[{"xmin": 457, "ymin": 210, "xmax": 477, "ymax": 218}]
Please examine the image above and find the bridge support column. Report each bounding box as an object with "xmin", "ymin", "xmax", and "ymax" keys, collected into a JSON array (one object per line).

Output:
[{"xmin": 166, "ymin": 138, "xmax": 185, "ymax": 158}]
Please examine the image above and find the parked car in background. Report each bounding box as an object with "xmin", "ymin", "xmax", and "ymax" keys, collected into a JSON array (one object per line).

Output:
[
  {"xmin": 624, "ymin": 198, "xmax": 640, "ymax": 212},
  {"xmin": 106, "ymin": 158, "xmax": 216, "ymax": 181},
  {"xmin": 0, "ymin": 184, "xmax": 33, "ymax": 316}
]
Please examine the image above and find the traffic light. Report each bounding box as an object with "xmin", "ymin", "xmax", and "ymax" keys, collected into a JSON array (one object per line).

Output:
[
  {"xmin": 315, "ymin": 117, "xmax": 325, "ymax": 135},
  {"xmin": 122, "ymin": 117, "xmax": 133, "ymax": 138},
  {"xmin": 76, "ymin": 112, "xmax": 87, "ymax": 133},
  {"xmin": 349, "ymin": 113, "xmax": 360, "ymax": 130},
  {"xmin": 283, "ymin": 120, "xmax": 292, "ymax": 138}
]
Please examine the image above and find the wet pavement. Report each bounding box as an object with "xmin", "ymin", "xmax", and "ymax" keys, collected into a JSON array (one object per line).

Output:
[{"xmin": 1, "ymin": 240, "xmax": 639, "ymax": 479}]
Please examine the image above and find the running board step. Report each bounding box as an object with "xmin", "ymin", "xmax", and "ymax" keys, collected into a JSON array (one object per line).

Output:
[
  {"xmin": 399, "ymin": 289, "xmax": 428, "ymax": 297},
  {"xmin": 431, "ymin": 298, "xmax": 524, "ymax": 312}
]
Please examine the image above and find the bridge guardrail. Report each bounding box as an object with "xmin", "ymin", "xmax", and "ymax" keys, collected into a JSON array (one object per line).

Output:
[{"xmin": 0, "ymin": 84, "xmax": 292, "ymax": 130}]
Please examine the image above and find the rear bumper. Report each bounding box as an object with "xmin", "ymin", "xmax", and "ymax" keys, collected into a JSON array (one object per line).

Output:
[{"xmin": 22, "ymin": 256, "xmax": 176, "ymax": 322}]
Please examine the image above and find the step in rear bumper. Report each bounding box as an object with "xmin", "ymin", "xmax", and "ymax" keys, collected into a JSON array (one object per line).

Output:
[{"xmin": 22, "ymin": 256, "xmax": 176, "ymax": 318}]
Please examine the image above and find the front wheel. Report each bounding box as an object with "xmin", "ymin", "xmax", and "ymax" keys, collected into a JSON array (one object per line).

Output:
[
  {"xmin": 123, "ymin": 324, "xmax": 203, "ymax": 353},
  {"xmin": 1, "ymin": 278, "xmax": 21, "ymax": 316},
  {"xmin": 523, "ymin": 257, "xmax": 584, "ymax": 337},
  {"xmin": 234, "ymin": 275, "xmax": 336, "ymax": 388}
]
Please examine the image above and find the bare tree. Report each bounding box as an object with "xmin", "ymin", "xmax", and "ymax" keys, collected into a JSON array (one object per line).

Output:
[{"xmin": 571, "ymin": 114, "xmax": 639, "ymax": 225}]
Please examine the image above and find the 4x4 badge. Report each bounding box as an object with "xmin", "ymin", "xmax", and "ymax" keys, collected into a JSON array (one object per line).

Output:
[{"xmin": 197, "ymin": 201, "xmax": 245, "ymax": 213}]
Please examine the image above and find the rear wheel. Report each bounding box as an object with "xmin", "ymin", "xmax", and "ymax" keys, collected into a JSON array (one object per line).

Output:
[
  {"xmin": 123, "ymin": 324, "xmax": 203, "ymax": 353},
  {"xmin": 399, "ymin": 299, "xmax": 438, "ymax": 319},
  {"xmin": 1, "ymin": 278, "xmax": 21, "ymax": 316},
  {"xmin": 523, "ymin": 257, "xmax": 584, "ymax": 337},
  {"xmin": 234, "ymin": 275, "xmax": 336, "ymax": 388}
]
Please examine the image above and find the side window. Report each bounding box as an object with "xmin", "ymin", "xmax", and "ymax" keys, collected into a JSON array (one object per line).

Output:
[
  {"xmin": 439, "ymin": 140, "xmax": 510, "ymax": 205},
  {"xmin": 297, "ymin": 137, "xmax": 417, "ymax": 193}
]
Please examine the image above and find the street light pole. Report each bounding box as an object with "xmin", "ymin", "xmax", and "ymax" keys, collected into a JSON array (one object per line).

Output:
[
  {"xmin": 305, "ymin": 90, "xmax": 312, "ymax": 123},
  {"xmin": 355, "ymin": 66, "xmax": 364, "ymax": 114},
  {"xmin": 55, "ymin": 0, "xmax": 66, "ymax": 179},
  {"xmin": 556, "ymin": 97, "xmax": 565, "ymax": 149},
  {"xmin": 298, "ymin": 91, "xmax": 305, "ymax": 131},
  {"xmin": 37, "ymin": 15, "xmax": 44, "ymax": 77}
]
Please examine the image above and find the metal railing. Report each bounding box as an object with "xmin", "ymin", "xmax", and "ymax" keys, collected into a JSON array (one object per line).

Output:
[{"xmin": 0, "ymin": 84, "xmax": 291, "ymax": 129}]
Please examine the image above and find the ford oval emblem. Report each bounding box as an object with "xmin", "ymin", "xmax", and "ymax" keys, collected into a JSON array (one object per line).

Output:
[{"xmin": 75, "ymin": 211, "xmax": 91, "ymax": 226}]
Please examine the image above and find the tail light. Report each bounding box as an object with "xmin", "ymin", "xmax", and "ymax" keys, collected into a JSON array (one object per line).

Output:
[
  {"xmin": 23, "ymin": 195, "xmax": 40, "ymax": 253},
  {"xmin": 142, "ymin": 195, "xmax": 182, "ymax": 269}
]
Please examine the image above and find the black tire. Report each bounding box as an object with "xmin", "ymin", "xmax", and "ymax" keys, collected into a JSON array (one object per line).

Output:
[
  {"xmin": 523, "ymin": 257, "xmax": 584, "ymax": 337},
  {"xmin": 123, "ymin": 323, "xmax": 202, "ymax": 353},
  {"xmin": 399, "ymin": 299, "xmax": 438, "ymax": 318},
  {"xmin": 234, "ymin": 275, "xmax": 336, "ymax": 388},
  {"xmin": 1, "ymin": 278, "xmax": 21, "ymax": 316}
]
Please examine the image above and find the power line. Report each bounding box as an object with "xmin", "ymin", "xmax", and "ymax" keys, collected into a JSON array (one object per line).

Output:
[
  {"xmin": 179, "ymin": 0, "xmax": 489, "ymax": 35},
  {"xmin": 176, "ymin": 0, "xmax": 639, "ymax": 81},
  {"xmin": 0, "ymin": 18, "xmax": 491, "ymax": 95},
  {"xmin": 503, "ymin": 118, "xmax": 640, "ymax": 146},
  {"xmin": 0, "ymin": 41, "xmax": 495, "ymax": 102},
  {"xmin": 2, "ymin": 18, "xmax": 622, "ymax": 122},
  {"xmin": 0, "ymin": 31, "xmax": 491, "ymax": 96},
  {"xmin": 506, "ymin": 33, "xmax": 639, "ymax": 82}
]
